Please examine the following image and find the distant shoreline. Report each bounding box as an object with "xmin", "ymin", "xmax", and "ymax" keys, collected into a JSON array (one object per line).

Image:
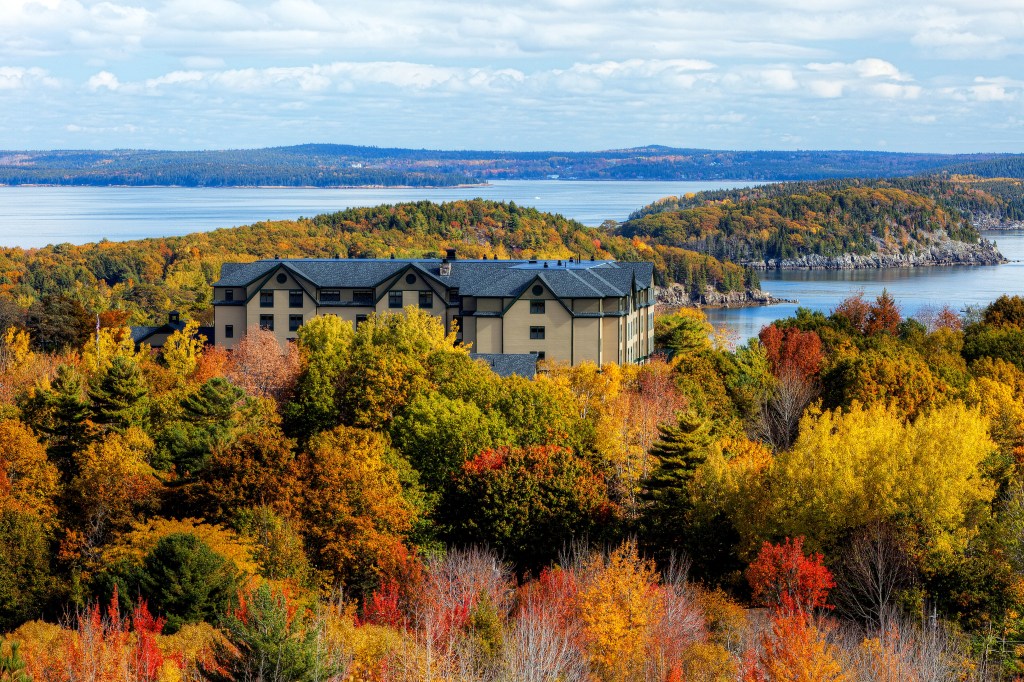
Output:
[{"xmin": 0, "ymin": 182, "xmax": 493, "ymax": 190}]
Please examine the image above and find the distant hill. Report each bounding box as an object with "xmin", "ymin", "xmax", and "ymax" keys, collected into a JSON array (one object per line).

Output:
[
  {"xmin": 2, "ymin": 144, "xmax": 1023, "ymax": 187},
  {"xmin": 618, "ymin": 180, "xmax": 1005, "ymax": 269}
]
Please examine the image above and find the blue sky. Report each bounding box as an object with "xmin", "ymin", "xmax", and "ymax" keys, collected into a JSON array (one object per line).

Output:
[{"xmin": 1, "ymin": 0, "xmax": 1022, "ymax": 152}]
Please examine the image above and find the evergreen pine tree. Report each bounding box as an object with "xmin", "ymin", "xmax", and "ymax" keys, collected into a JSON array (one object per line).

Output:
[
  {"xmin": 44, "ymin": 364, "xmax": 92, "ymax": 472},
  {"xmin": 88, "ymin": 355, "xmax": 149, "ymax": 432},
  {"xmin": 640, "ymin": 411, "xmax": 714, "ymax": 557},
  {"xmin": 167, "ymin": 377, "xmax": 245, "ymax": 473},
  {"xmin": 202, "ymin": 583, "xmax": 337, "ymax": 682},
  {"xmin": 0, "ymin": 638, "xmax": 30, "ymax": 682}
]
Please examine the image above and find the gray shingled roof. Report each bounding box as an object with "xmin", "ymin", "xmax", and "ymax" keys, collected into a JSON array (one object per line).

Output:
[
  {"xmin": 470, "ymin": 353, "xmax": 539, "ymax": 379},
  {"xmin": 130, "ymin": 326, "xmax": 162, "ymax": 344},
  {"xmin": 214, "ymin": 258, "xmax": 653, "ymax": 299}
]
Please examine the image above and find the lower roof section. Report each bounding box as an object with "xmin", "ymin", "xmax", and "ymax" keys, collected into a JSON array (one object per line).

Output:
[{"xmin": 469, "ymin": 352, "xmax": 539, "ymax": 379}]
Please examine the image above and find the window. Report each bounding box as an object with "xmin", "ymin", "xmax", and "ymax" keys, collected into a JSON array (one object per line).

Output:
[
  {"xmin": 260, "ymin": 290, "xmax": 273, "ymax": 307},
  {"xmin": 289, "ymin": 290, "xmax": 303, "ymax": 308},
  {"xmin": 276, "ymin": 273, "xmax": 287, "ymax": 284},
  {"xmin": 320, "ymin": 289, "xmax": 341, "ymax": 303},
  {"xmin": 419, "ymin": 291, "xmax": 433, "ymax": 309},
  {"xmin": 259, "ymin": 314, "xmax": 274, "ymax": 331},
  {"xmin": 355, "ymin": 314, "xmax": 368, "ymax": 327},
  {"xmin": 353, "ymin": 290, "xmax": 373, "ymax": 305},
  {"xmin": 532, "ymin": 285, "xmax": 544, "ymax": 296},
  {"xmin": 224, "ymin": 289, "xmax": 234, "ymax": 302},
  {"xmin": 530, "ymin": 300, "xmax": 545, "ymax": 314},
  {"xmin": 289, "ymin": 314, "xmax": 303, "ymax": 332},
  {"xmin": 534, "ymin": 351, "xmax": 546, "ymax": 360},
  {"xmin": 530, "ymin": 326, "xmax": 545, "ymax": 340},
  {"xmin": 405, "ymin": 274, "xmax": 416, "ymax": 284},
  {"xmin": 389, "ymin": 291, "xmax": 403, "ymax": 309},
  {"xmin": 449, "ymin": 289, "xmax": 461, "ymax": 305},
  {"xmin": 224, "ymin": 324, "xmax": 234, "ymax": 339}
]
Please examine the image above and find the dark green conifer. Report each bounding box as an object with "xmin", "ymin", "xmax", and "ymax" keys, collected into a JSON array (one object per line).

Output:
[
  {"xmin": 640, "ymin": 411, "xmax": 714, "ymax": 557},
  {"xmin": 44, "ymin": 364, "xmax": 92, "ymax": 472},
  {"xmin": 202, "ymin": 583, "xmax": 335, "ymax": 682},
  {"xmin": 88, "ymin": 355, "xmax": 149, "ymax": 432},
  {"xmin": 165, "ymin": 377, "xmax": 245, "ymax": 473}
]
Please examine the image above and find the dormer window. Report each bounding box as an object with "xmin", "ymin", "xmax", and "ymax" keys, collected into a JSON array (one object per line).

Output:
[{"xmin": 225, "ymin": 289, "xmax": 234, "ymax": 302}]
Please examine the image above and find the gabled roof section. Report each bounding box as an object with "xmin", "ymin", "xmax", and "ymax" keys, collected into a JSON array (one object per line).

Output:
[{"xmin": 213, "ymin": 258, "xmax": 654, "ymax": 298}]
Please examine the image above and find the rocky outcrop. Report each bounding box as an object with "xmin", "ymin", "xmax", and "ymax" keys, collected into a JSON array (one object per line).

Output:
[
  {"xmin": 744, "ymin": 239, "xmax": 1005, "ymax": 270},
  {"xmin": 656, "ymin": 284, "xmax": 793, "ymax": 309},
  {"xmin": 970, "ymin": 213, "xmax": 1024, "ymax": 231}
]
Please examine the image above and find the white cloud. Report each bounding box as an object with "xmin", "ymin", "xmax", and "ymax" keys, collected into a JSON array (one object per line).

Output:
[
  {"xmin": 0, "ymin": 0, "xmax": 1023, "ymax": 150},
  {"xmin": 87, "ymin": 70, "xmax": 120, "ymax": 90},
  {"xmin": 0, "ymin": 66, "xmax": 59, "ymax": 89},
  {"xmin": 808, "ymin": 79, "xmax": 846, "ymax": 98}
]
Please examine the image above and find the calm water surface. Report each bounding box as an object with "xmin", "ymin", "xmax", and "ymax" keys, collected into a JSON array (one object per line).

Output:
[
  {"xmin": 0, "ymin": 180, "xmax": 1020, "ymax": 340},
  {"xmin": 705, "ymin": 231, "xmax": 1024, "ymax": 342},
  {"xmin": 0, "ymin": 180, "xmax": 753, "ymax": 248}
]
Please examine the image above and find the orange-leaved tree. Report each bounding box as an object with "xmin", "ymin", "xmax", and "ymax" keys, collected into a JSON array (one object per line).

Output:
[{"xmin": 746, "ymin": 537, "xmax": 834, "ymax": 614}]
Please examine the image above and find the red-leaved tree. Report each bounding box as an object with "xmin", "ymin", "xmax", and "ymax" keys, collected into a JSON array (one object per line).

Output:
[{"xmin": 746, "ymin": 537, "xmax": 835, "ymax": 614}]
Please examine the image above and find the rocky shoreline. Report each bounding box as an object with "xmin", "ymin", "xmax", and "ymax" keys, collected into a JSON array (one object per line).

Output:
[
  {"xmin": 972, "ymin": 214, "xmax": 1024, "ymax": 231},
  {"xmin": 656, "ymin": 284, "xmax": 795, "ymax": 309},
  {"xmin": 741, "ymin": 239, "xmax": 1005, "ymax": 270}
]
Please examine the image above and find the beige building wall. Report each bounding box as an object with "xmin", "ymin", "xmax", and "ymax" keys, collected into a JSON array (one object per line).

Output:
[
  {"xmin": 502, "ymin": 284, "xmax": 573, "ymax": 362},
  {"xmin": 572, "ymin": 317, "xmax": 601, "ymax": 364},
  {"xmin": 602, "ymin": 317, "xmax": 622, "ymax": 365},
  {"xmin": 374, "ymin": 270, "xmax": 446, "ymax": 317},
  {"xmin": 214, "ymin": 305, "xmax": 247, "ymax": 350},
  {"xmin": 476, "ymin": 317, "xmax": 503, "ymax": 354},
  {"xmin": 244, "ymin": 269, "xmax": 318, "ymax": 345}
]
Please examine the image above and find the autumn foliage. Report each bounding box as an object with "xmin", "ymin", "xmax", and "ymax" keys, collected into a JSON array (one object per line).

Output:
[{"xmin": 746, "ymin": 537, "xmax": 835, "ymax": 614}]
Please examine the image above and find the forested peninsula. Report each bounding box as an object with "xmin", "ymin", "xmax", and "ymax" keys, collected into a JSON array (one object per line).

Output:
[
  {"xmin": 619, "ymin": 180, "xmax": 1007, "ymax": 269},
  {"xmin": 0, "ymin": 200, "xmax": 764, "ymax": 336}
]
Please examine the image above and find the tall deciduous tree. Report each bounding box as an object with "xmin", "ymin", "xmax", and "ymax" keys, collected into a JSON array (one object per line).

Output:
[
  {"xmin": 298, "ymin": 426, "xmax": 415, "ymax": 592},
  {"xmin": 284, "ymin": 314, "xmax": 354, "ymax": 439},
  {"xmin": 226, "ymin": 328, "xmax": 300, "ymax": 404},
  {"xmin": 161, "ymin": 319, "xmax": 207, "ymax": 380},
  {"xmin": 0, "ymin": 420, "xmax": 59, "ymax": 521},
  {"xmin": 444, "ymin": 445, "xmax": 612, "ymax": 569}
]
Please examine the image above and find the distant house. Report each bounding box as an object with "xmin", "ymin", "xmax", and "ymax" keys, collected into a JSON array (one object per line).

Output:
[
  {"xmin": 130, "ymin": 311, "xmax": 214, "ymax": 349},
  {"xmin": 210, "ymin": 251, "xmax": 656, "ymax": 367}
]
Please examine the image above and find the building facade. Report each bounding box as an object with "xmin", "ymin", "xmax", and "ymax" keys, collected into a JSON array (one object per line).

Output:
[{"xmin": 211, "ymin": 254, "xmax": 655, "ymax": 366}]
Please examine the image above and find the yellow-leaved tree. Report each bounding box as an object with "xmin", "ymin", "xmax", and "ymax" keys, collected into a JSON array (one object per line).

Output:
[
  {"xmin": 0, "ymin": 419, "xmax": 60, "ymax": 522},
  {"xmin": 576, "ymin": 541, "xmax": 662, "ymax": 682},
  {"xmin": 0, "ymin": 327, "xmax": 33, "ymax": 371},
  {"xmin": 298, "ymin": 425, "xmax": 415, "ymax": 591},
  {"xmin": 81, "ymin": 326, "xmax": 142, "ymax": 374},
  {"xmin": 769, "ymin": 402, "xmax": 996, "ymax": 553},
  {"xmin": 71, "ymin": 426, "xmax": 161, "ymax": 564},
  {"xmin": 161, "ymin": 319, "xmax": 207, "ymax": 380}
]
